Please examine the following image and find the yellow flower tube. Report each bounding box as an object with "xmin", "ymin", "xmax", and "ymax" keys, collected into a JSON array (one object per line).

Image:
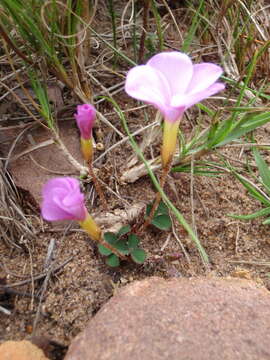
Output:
[
  {"xmin": 79, "ymin": 211, "xmax": 102, "ymax": 242},
  {"xmin": 80, "ymin": 137, "xmax": 93, "ymax": 163},
  {"xmin": 161, "ymin": 120, "xmax": 180, "ymax": 168}
]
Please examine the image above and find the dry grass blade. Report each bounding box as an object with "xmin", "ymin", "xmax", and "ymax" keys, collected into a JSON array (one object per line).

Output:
[{"xmin": 0, "ymin": 160, "xmax": 35, "ymax": 248}]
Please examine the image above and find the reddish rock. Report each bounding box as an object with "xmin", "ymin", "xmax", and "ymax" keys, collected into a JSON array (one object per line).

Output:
[
  {"xmin": 65, "ymin": 277, "xmax": 270, "ymax": 360},
  {"xmin": 0, "ymin": 340, "xmax": 49, "ymax": 360},
  {"xmin": 4, "ymin": 121, "xmax": 84, "ymax": 204}
]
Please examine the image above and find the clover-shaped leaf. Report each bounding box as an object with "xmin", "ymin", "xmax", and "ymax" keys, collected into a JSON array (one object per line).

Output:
[
  {"xmin": 106, "ymin": 254, "xmax": 120, "ymax": 267},
  {"xmin": 98, "ymin": 232, "xmax": 119, "ymax": 256},
  {"xmin": 98, "ymin": 244, "xmax": 112, "ymax": 256},
  {"xmin": 117, "ymin": 225, "xmax": 131, "ymax": 237},
  {"xmin": 114, "ymin": 239, "xmax": 129, "ymax": 255},
  {"xmin": 131, "ymin": 249, "xmax": 147, "ymax": 264},
  {"xmin": 104, "ymin": 232, "xmax": 118, "ymax": 244},
  {"xmin": 146, "ymin": 201, "xmax": 171, "ymax": 230},
  {"xmin": 152, "ymin": 214, "xmax": 172, "ymax": 230},
  {"xmin": 128, "ymin": 234, "xmax": 140, "ymax": 250}
]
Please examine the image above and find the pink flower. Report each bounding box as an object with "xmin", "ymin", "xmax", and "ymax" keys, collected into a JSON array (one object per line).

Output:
[
  {"xmin": 74, "ymin": 104, "xmax": 96, "ymax": 140},
  {"xmin": 125, "ymin": 52, "xmax": 225, "ymax": 123},
  {"xmin": 41, "ymin": 177, "xmax": 86, "ymax": 221}
]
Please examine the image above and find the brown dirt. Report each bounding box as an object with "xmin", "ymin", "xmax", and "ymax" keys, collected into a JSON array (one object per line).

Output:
[
  {"xmin": 1, "ymin": 2, "xmax": 270, "ymax": 360},
  {"xmin": 1, "ymin": 116, "xmax": 270, "ymax": 357}
]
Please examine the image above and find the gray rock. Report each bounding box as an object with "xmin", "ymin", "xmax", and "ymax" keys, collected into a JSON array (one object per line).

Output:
[{"xmin": 65, "ymin": 277, "xmax": 270, "ymax": 360}]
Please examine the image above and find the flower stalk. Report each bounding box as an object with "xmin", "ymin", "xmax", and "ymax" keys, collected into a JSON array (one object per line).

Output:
[{"xmin": 141, "ymin": 118, "xmax": 181, "ymax": 229}]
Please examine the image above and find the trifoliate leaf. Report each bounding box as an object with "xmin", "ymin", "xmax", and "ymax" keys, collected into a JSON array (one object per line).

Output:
[
  {"xmin": 117, "ymin": 225, "xmax": 131, "ymax": 237},
  {"xmin": 146, "ymin": 201, "xmax": 169, "ymax": 217},
  {"xmin": 104, "ymin": 232, "xmax": 118, "ymax": 245},
  {"xmin": 156, "ymin": 201, "xmax": 169, "ymax": 215},
  {"xmin": 98, "ymin": 244, "xmax": 112, "ymax": 256},
  {"xmin": 131, "ymin": 249, "xmax": 147, "ymax": 264},
  {"xmin": 106, "ymin": 254, "xmax": 120, "ymax": 267},
  {"xmin": 152, "ymin": 214, "xmax": 172, "ymax": 230},
  {"xmin": 128, "ymin": 234, "xmax": 140, "ymax": 249},
  {"xmin": 114, "ymin": 239, "xmax": 129, "ymax": 255}
]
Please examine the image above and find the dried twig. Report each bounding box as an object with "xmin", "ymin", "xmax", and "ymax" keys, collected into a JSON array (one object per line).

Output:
[
  {"xmin": 1, "ymin": 257, "xmax": 74, "ymax": 289},
  {"xmin": 0, "ymin": 305, "xmax": 11, "ymax": 316}
]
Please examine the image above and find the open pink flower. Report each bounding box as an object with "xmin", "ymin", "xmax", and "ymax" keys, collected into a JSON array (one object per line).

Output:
[
  {"xmin": 41, "ymin": 177, "xmax": 86, "ymax": 221},
  {"xmin": 125, "ymin": 52, "xmax": 225, "ymax": 123},
  {"xmin": 74, "ymin": 104, "xmax": 96, "ymax": 140}
]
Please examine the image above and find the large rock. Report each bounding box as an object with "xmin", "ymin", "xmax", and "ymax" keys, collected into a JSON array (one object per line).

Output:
[
  {"xmin": 65, "ymin": 277, "xmax": 270, "ymax": 360},
  {"xmin": 0, "ymin": 340, "xmax": 49, "ymax": 360}
]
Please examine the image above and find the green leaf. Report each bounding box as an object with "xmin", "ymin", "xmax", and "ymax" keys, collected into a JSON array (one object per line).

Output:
[
  {"xmin": 128, "ymin": 234, "xmax": 140, "ymax": 249},
  {"xmin": 152, "ymin": 214, "xmax": 172, "ymax": 230},
  {"xmin": 146, "ymin": 201, "xmax": 168, "ymax": 217},
  {"xmin": 146, "ymin": 203, "xmax": 152, "ymax": 217},
  {"xmin": 228, "ymin": 206, "xmax": 270, "ymax": 220},
  {"xmin": 114, "ymin": 240, "xmax": 129, "ymax": 255},
  {"xmin": 106, "ymin": 254, "xmax": 120, "ymax": 267},
  {"xmin": 218, "ymin": 112, "xmax": 270, "ymax": 147},
  {"xmin": 98, "ymin": 244, "xmax": 112, "ymax": 256},
  {"xmin": 156, "ymin": 201, "xmax": 169, "ymax": 215},
  {"xmin": 117, "ymin": 225, "xmax": 131, "ymax": 237},
  {"xmin": 131, "ymin": 249, "xmax": 147, "ymax": 264},
  {"xmin": 232, "ymin": 173, "xmax": 270, "ymax": 206},
  {"xmin": 173, "ymin": 163, "xmax": 223, "ymax": 176},
  {"xmin": 253, "ymin": 148, "xmax": 270, "ymax": 193},
  {"xmin": 104, "ymin": 232, "xmax": 118, "ymax": 245}
]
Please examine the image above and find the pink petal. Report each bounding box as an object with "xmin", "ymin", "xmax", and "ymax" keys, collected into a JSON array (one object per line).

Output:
[
  {"xmin": 171, "ymin": 82, "xmax": 225, "ymax": 110},
  {"xmin": 187, "ymin": 63, "xmax": 223, "ymax": 94},
  {"xmin": 42, "ymin": 178, "xmax": 69, "ymax": 199},
  {"xmin": 41, "ymin": 177, "xmax": 86, "ymax": 221},
  {"xmin": 162, "ymin": 105, "xmax": 185, "ymax": 123},
  {"xmin": 147, "ymin": 52, "xmax": 193, "ymax": 96},
  {"xmin": 41, "ymin": 201, "xmax": 73, "ymax": 221},
  {"xmin": 125, "ymin": 65, "xmax": 171, "ymax": 110},
  {"xmin": 74, "ymin": 104, "xmax": 96, "ymax": 140},
  {"xmin": 61, "ymin": 190, "xmax": 86, "ymax": 220}
]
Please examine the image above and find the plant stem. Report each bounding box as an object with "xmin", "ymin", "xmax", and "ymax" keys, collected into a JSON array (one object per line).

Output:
[
  {"xmin": 140, "ymin": 119, "xmax": 180, "ymax": 230},
  {"xmin": 99, "ymin": 238, "xmax": 126, "ymax": 260},
  {"xmin": 88, "ymin": 161, "xmax": 108, "ymax": 211},
  {"xmin": 139, "ymin": 158, "xmax": 172, "ymax": 232}
]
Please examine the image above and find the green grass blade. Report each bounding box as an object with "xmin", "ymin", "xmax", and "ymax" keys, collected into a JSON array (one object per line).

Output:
[
  {"xmin": 151, "ymin": 0, "xmax": 163, "ymax": 52},
  {"xmin": 217, "ymin": 112, "xmax": 270, "ymax": 147},
  {"xmin": 181, "ymin": 0, "xmax": 205, "ymax": 52},
  {"xmin": 228, "ymin": 207, "xmax": 270, "ymax": 220},
  {"xmin": 232, "ymin": 172, "xmax": 270, "ymax": 207},
  {"xmin": 28, "ymin": 71, "xmax": 54, "ymax": 128},
  {"xmin": 253, "ymin": 147, "xmax": 270, "ymax": 194}
]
